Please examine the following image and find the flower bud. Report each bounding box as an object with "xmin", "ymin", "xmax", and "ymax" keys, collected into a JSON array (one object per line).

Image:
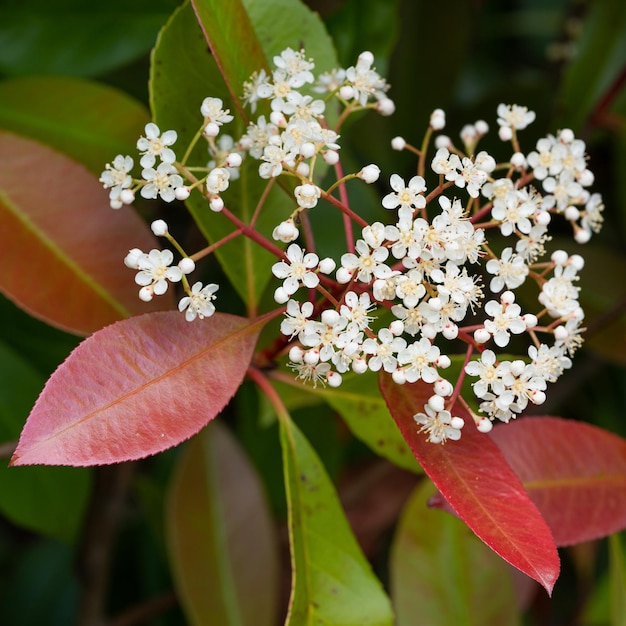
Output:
[
  {"xmin": 430, "ymin": 108, "xmax": 446, "ymax": 130},
  {"xmin": 274, "ymin": 286, "xmax": 289, "ymax": 304},
  {"xmin": 391, "ymin": 136, "xmax": 406, "ymax": 151},
  {"xmin": 326, "ymin": 371, "xmax": 342, "ymax": 387},
  {"xmin": 175, "ymin": 186, "xmax": 190, "ymax": 201},
  {"xmin": 428, "ymin": 394, "xmax": 445, "ymax": 412},
  {"xmin": 323, "ymin": 150, "xmax": 339, "ymax": 165},
  {"xmin": 450, "ymin": 416, "xmax": 465, "ymax": 430},
  {"xmin": 358, "ymin": 164, "xmax": 380, "ymax": 184},
  {"xmin": 151, "ymin": 219, "xmax": 168, "ymax": 236},
  {"xmin": 318, "ymin": 257, "xmax": 336, "ymax": 274},
  {"xmin": 178, "ymin": 257, "xmax": 196, "ymax": 274},
  {"xmin": 120, "ymin": 189, "xmax": 135, "ymax": 205},
  {"xmin": 477, "ymin": 417, "xmax": 493, "ymax": 433},
  {"xmin": 139, "ymin": 286, "xmax": 154, "ymax": 302},
  {"xmin": 124, "ymin": 248, "xmax": 144, "ymax": 269}
]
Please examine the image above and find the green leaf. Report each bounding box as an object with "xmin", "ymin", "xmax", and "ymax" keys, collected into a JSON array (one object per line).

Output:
[
  {"xmin": 391, "ymin": 480, "xmax": 521, "ymax": 626},
  {"xmin": 279, "ymin": 414, "xmax": 394, "ymax": 626},
  {"xmin": 556, "ymin": 0, "xmax": 626, "ymax": 131},
  {"xmin": 272, "ymin": 370, "xmax": 420, "ymax": 473},
  {"xmin": 166, "ymin": 422, "xmax": 279, "ymax": 626},
  {"xmin": 0, "ymin": 0, "xmax": 176, "ymax": 78},
  {"xmin": 0, "ymin": 76, "xmax": 150, "ymax": 174},
  {"xmin": 0, "ymin": 341, "xmax": 90, "ymax": 541},
  {"xmin": 610, "ymin": 533, "xmax": 626, "ymax": 626}
]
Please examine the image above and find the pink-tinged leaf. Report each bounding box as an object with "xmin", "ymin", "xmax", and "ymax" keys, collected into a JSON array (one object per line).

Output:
[
  {"xmin": 379, "ymin": 375, "xmax": 560, "ymax": 594},
  {"xmin": 489, "ymin": 417, "xmax": 626, "ymax": 546},
  {"xmin": 166, "ymin": 422, "xmax": 279, "ymax": 626},
  {"xmin": 0, "ymin": 131, "xmax": 168, "ymax": 335},
  {"xmin": 11, "ymin": 311, "xmax": 270, "ymax": 466}
]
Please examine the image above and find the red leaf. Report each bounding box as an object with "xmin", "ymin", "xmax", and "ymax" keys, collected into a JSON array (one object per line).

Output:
[
  {"xmin": 379, "ymin": 375, "xmax": 560, "ymax": 594},
  {"xmin": 11, "ymin": 311, "xmax": 269, "ymax": 466},
  {"xmin": 490, "ymin": 416, "xmax": 626, "ymax": 546},
  {"xmin": 0, "ymin": 131, "xmax": 168, "ymax": 336}
]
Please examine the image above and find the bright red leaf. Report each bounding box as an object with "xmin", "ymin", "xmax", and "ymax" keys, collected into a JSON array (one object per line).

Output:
[
  {"xmin": 379, "ymin": 375, "xmax": 560, "ymax": 594},
  {"xmin": 11, "ymin": 311, "xmax": 270, "ymax": 466},
  {"xmin": 490, "ymin": 416, "xmax": 626, "ymax": 546},
  {"xmin": 0, "ymin": 131, "xmax": 168, "ymax": 336}
]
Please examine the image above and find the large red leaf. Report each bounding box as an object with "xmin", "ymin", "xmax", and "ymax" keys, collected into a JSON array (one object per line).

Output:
[
  {"xmin": 379, "ymin": 375, "xmax": 560, "ymax": 594},
  {"xmin": 0, "ymin": 131, "xmax": 168, "ymax": 336},
  {"xmin": 490, "ymin": 417, "xmax": 626, "ymax": 546},
  {"xmin": 11, "ymin": 311, "xmax": 269, "ymax": 466}
]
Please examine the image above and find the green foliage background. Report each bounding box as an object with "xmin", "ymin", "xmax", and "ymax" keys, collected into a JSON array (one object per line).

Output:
[{"xmin": 0, "ymin": 0, "xmax": 625, "ymax": 624}]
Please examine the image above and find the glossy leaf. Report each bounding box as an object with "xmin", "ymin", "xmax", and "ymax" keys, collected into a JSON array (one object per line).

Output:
[
  {"xmin": 0, "ymin": 341, "xmax": 90, "ymax": 541},
  {"xmin": 0, "ymin": 76, "xmax": 150, "ymax": 174},
  {"xmin": 280, "ymin": 414, "xmax": 394, "ymax": 626},
  {"xmin": 379, "ymin": 375, "xmax": 559, "ymax": 594},
  {"xmin": 271, "ymin": 369, "xmax": 420, "ymax": 473},
  {"xmin": 150, "ymin": 2, "xmax": 290, "ymax": 309},
  {"xmin": 11, "ymin": 310, "xmax": 270, "ymax": 466},
  {"xmin": 166, "ymin": 421, "xmax": 279, "ymax": 626},
  {"xmin": 391, "ymin": 480, "xmax": 520, "ymax": 626},
  {"xmin": 0, "ymin": 0, "xmax": 176, "ymax": 78},
  {"xmin": 490, "ymin": 417, "xmax": 626, "ymax": 546},
  {"xmin": 0, "ymin": 131, "xmax": 168, "ymax": 335}
]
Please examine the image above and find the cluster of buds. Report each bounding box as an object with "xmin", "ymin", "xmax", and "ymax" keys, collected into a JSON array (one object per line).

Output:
[{"xmin": 100, "ymin": 48, "xmax": 604, "ymax": 443}]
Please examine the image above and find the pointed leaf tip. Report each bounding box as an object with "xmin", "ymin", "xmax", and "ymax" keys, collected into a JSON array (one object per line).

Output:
[
  {"xmin": 13, "ymin": 311, "xmax": 268, "ymax": 466},
  {"xmin": 379, "ymin": 375, "xmax": 560, "ymax": 594}
]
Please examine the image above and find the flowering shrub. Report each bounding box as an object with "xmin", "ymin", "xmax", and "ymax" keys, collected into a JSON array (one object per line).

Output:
[{"xmin": 1, "ymin": 0, "xmax": 626, "ymax": 624}]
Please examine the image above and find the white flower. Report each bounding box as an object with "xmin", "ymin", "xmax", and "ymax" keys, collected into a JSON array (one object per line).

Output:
[
  {"xmin": 339, "ymin": 239, "xmax": 391, "ymax": 283},
  {"xmin": 206, "ymin": 167, "xmax": 231, "ymax": 194},
  {"xmin": 538, "ymin": 263, "xmax": 580, "ymax": 318},
  {"xmin": 178, "ymin": 282, "xmax": 219, "ymax": 321},
  {"xmin": 137, "ymin": 123, "xmax": 177, "ymax": 168},
  {"xmin": 134, "ymin": 249, "xmax": 182, "ymax": 296},
  {"xmin": 362, "ymin": 328, "xmax": 406, "ymax": 373},
  {"xmin": 280, "ymin": 299, "xmax": 315, "ymax": 339},
  {"xmin": 485, "ymin": 248, "xmax": 529, "ymax": 292},
  {"xmin": 397, "ymin": 337, "xmax": 440, "ymax": 383},
  {"xmin": 483, "ymin": 297, "xmax": 527, "ymax": 347},
  {"xmin": 382, "ymin": 174, "xmax": 426, "ymax": 210},
  {"xmin": 140, "ymin": 163, "xmax": 183, "ymax": 202},
  {"xmin": 294, "ymin": 183, "xmax": 321, "ymax": 209},
  {"xmin": 201, "ymin": 97, "xmax": 234, "ymax": 125},
  {"xmin": 340, "ymin": 291, "xmax": 375, "ymax": 332},
  {"xmin": 497, "ymin": 104, "xmax": 536, "ymax": 130},
  {"xmin": 465, "ymin": 349, "xmax": 508, "ymax": 399},
  {"xmin": 414, "ymin": 407, "xmax": 464, "ymax": 444},
  {"xmin": 100, "ymin": 155, "xmax": 134, "ymax": 207},
  {"xmin": 345, "ymin": 51, "xmax": 389, "ymax": 106},
  {"xmin": 272, "ymin": 244, "xmax": 319, "ymax": 296}
]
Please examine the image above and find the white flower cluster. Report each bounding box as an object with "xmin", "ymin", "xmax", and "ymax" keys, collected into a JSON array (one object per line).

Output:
[{"xmin": 99, "ymin": 48, "xmax": 604, "ymax": 444}]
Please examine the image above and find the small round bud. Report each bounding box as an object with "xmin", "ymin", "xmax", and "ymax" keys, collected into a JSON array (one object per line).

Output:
[
  {"xmin": 304, "ymin": 349, "xmax": 319, "ymax": 365},
  {"xmin": 336, "ymin": 267, "xmax": 353, "ymax": 284},
  {"xmin": 352, "ymin": 358, "xmax": 368, "ymax": 374},
  {"xmin": 124, "ymin": 248, "xmax": 144, "ymax": 269},
  {"xmin": 175, "ymin": 186, "xmax": 190, "ymax": 201},
  {"xmin": 474, "ymin": 328, "xmax": 490, "ymax": 344},
  {"xmin": 110, "ymin": 199, "xmax": 123, "ymax": 210},
  {"xmin": 569, "ymin": 254, "xmax": 584, "ymax": 270},
  {"xmin": 434, "ymin": 377, "xmax": 453, "ymax": 396},
  {"xmin": 391, "ymin": 136, "xmax": 406, "ymax": 151},
  {"xmin": 559, "ymin": 128, "xmax": 574, "ymax": 143},
  {"xmin": 273, "ymin": 219, "xmax": 299, "ymax": 243},
  {"xmin": 296, "ymin": 162, "xmax": 310, "ymax": 177},
  {"xmin": 151, "ymin": 219, "xmax": 168, "ymax": 236},
  {"xmin": 474, "ymin": 120, "xmax": 489, "ymax": 135},
  {"xmin": 120, "ymin": 189, "xmax": 135, "ymax": 205},
  {"xmin": 460, "ymin": 124, "xmax": 477, "ymax": 145},
  {"xmin": 477, "ymin": 417, "xmax": 493, "ymax": 433},
  {"xmin": 422, "ymin": 324, "xmax": 437, "ymax": 340},
  {"xmin": 326, "ymin": 371, "xmax": 342, "ymax": 387},
  {"xmin": 434, "ymin": 135, "xmax": 451, "ymax": 149},
  {"xmin": 535, "ymin": 210, "xmax": 551, "ymax": 226},
  {"xmin": 209, "ymin": 196, "xmax": 224, "ymax": 212},
  {"xmin": 428, "ymin": 394, "xmax": 445, "ymax": 412},
  {"xmin": 289, "ymin": 345, "xmax": 304, "ymax": 363},
  {"xmin": 300, "ymin": 141, "xmax": 316, "ymax": 159},
  {"xmin": 178, "ymin": 257, "xmax": 196, "ymax": 274},
  {"xmin": 523, "ymin": 313, "xmax": 538, "ymax": 329},
  {"xmin": 226, "ymin": 152, "xmax": 242, "ymax": 168},
  {"xmin": 358, "ymin": 51, "xmax": 374, "ymax": 66},
  {"xmin": 442, "ymin": 323, "xmax": 458, "ymax": 340},
  {"xmin": 574, "ymin": 228, "xmax": 591, "ymax": 244},
  {"xmin": 358, "ymin": 164, "xmax": 380, "ymax": 184},
  {"xmin": 318, "ymin": 257, "xmax": 336, "ymax": 274},
  {"xmin": 436, "ymin": 355, "xmax": 451, "ymax": 369},
  {"xmin": 578, "ymin": 169, "xmax": 594, "ymax": 186},
  {"xmin": 498, "ymin": 126, "xmax": 513, "ymax": 142},
  {"xmin": 376, "ymin": 98, "xmax": 395, "ymax": 116},
  {"xmin": 273, "ymin": 286, "xmax": 289, "ymax": 304},
  {"xmin": 501, "ymin": 290, "xmax": 515, "ymax": 305},
  {"xmin": 554, "ymin": 325, "xmax": 568, "ymax": 341},
  {"xmin": 531, "ymin": 390, "xmax": 546, "ymax": 405},
  {"xmin": 430, "ymin": 108, "xmax": 446, "ymax": 130},
  {"xmin": 389, "ymin": 320, "xmax": 404, "ymax": 336},
  {"xmin": 323, "ymin": 150, "xmax": 339, "ymax": 165},
  {"xmin": 139, "ymin": 286, "xmax": 153, "ymax": 302},
  {"xmin": 204, "ymin": 122, "xmax": 220, "ymax": 137},
  {"xmin": 510, "ymin": 152, "xmax": 526, "ymax": 168},
  {"xmin": 392, "ymin": 368, "xmax": 406, "ymax": 384},
  {"xmin": 339, "ymin": 85, "xmax": 354, "ymax": 101},
  {"xmin": 564, "ymin": 206, "xmax": 580, "ymax": 221},
  {"xmin": 551, "ymin": 249, "xmax": 569, "ymax": 266},
  {"xmin": 269, "ymin": 111, "xmax": 286, "ymax": 127},
  {"xmin": 450, "ymin": 416, "xmax": 465, "ymax": 430}
]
